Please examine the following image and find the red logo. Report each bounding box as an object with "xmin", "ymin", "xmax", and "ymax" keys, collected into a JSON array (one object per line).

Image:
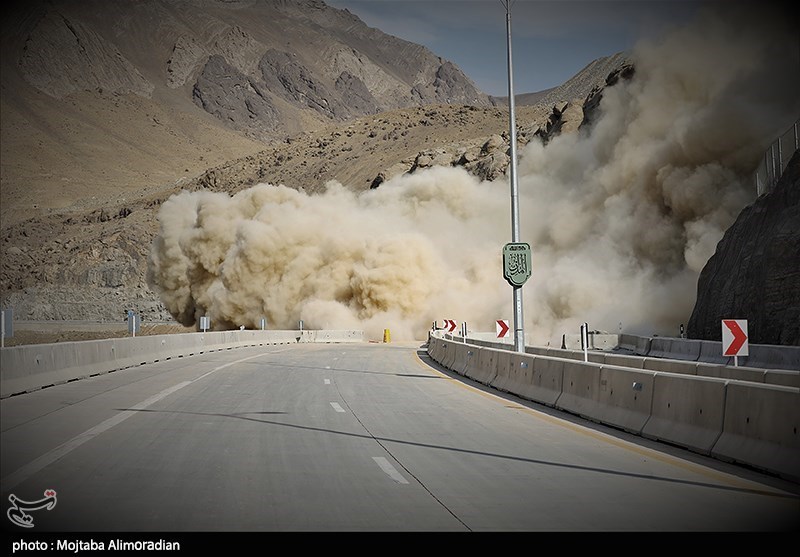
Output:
[{"xmin": 7, "ymin": 489, "xmax": 57, "ymax": 528}]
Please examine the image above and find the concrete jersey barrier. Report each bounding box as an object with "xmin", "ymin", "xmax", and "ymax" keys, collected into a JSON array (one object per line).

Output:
[
  {"xmin": 617, "ymin": 334, "xmax": 800, "ymax": 371},
  {"xmin": 712, "ymin": 381, "xmax": 800, "ymax": 483},
  {"xmin": 641, "ymin": 373, "xmax": 728, "ymax": 454},
  {"xmin": 426, "ymin": 335, "xmax": 800, "ymax": 482},
  {"xmin": 1, "ymin": 329, "xmax": 363, "ymax": 398}
]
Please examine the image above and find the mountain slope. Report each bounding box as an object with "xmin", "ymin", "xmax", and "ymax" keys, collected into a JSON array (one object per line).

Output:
[
  {"xmin": 0, "ymin": 0, "xmax": 490, "ymax": 226},
  {"xmin": 0, "ymin": 0, "xmax": 637, "ymax": 341}
]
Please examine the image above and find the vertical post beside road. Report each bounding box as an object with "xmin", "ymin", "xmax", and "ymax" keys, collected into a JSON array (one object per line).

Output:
[
  {"xmin": 2, "ymin": 308, "xmax": 14, "ymax": 349},
  {"xmin": 504, "ymin": 0, "xmax": 525, "ymax": 353},
  {"xmin": 581, "ymin": 322, "xmax": 589, "ymax": 362}
]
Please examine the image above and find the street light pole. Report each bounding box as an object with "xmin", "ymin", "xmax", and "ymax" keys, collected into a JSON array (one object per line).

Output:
[{"xmin": 503, "ymin": 0, "xmax": 525, "ymax": 352}]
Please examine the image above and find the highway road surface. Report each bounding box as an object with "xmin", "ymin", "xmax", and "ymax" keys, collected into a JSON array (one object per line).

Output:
[{"xmin": 2, "ymin": 342, "xmax": 798, "ymax": 532}]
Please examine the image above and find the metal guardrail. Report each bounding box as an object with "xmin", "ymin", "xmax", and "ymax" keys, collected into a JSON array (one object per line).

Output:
[{"xmin": 755, "ymin": 118, "xmax": 799, "ymax": 196}]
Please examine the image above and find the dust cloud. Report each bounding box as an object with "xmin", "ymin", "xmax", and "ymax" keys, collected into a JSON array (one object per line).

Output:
[{"xmin": 147, "ymin": 4, "xmax": 800, "ymax": 343}]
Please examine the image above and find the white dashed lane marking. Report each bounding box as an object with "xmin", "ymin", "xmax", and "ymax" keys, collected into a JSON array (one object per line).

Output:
[{"xmin": 373, "ymin": 457, "xmax": 409, "ymax": 484}]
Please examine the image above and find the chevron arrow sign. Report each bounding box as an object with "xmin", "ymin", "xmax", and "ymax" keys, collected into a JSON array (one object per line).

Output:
[{"xmin": 722, "ymin": 319, "xmax": 749, "ymax": 357}]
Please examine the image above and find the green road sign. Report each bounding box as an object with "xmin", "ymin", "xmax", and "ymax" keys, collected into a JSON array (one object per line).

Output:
[{"xmin": 503, "ymin": 242, "xmax": 531, "ymax": 287}]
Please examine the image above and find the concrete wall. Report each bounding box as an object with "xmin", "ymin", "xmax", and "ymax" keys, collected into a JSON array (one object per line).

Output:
[
  {"xmin": 561, "ymin": 333, "xmax": 619, "ymax": 351},
  {"xmin": 642, "ymin": 373, "xmax": 728, "ymax": 454},
  {"xmin": 427, "ymin": 333, "xmax": 800, "ymax": 483},
  {"xmin": 1, "ymin": 330, "xmax": 363, "ymax": 398},
  {"xmin": 524, "ymin": 342, "xmax": 799, "ymax": 388},
  {"xmin": 616, "ymin": 333, "xmax": 800, "ymax": 371},
  {"xmin": 452, "ymin": 333, "xmax": 799, "ymax": 385},
  {"xmin": 470, "ymin": 346, "xmax": 499, "ymax": 385},
  {"xmin": 712, "ymin": 382, "xmax": 800, "ymax": 479}
]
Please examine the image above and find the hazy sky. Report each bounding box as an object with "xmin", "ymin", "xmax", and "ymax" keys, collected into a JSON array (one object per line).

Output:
[{"xmin": 326, "ymin": 0, "xmax": 713, "ymax": 96}]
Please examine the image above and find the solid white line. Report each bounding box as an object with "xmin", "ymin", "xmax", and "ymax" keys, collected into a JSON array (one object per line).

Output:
[
  {"xmin": 372, "ymin": 457, "xmax": 409, "ymax": 484},
  {"xmin": 324, "ymin": 379, "xmax": 331, "ymax": 385},
  {"xmin": 1, "ymin": 352, "xmax": 265, "ymax": 492},
  {"xmin": 195, "ymin": 352, "xmax": 265, "ymax": 381},
  {"xmin": 330, "ymin": 402, "xmax": 345, "ymax": 413}
]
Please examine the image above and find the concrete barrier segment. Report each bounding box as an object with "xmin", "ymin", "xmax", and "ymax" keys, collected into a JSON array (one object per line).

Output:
[
  {"xmin": 511, "ymin": 355, "xmax": 535, "ymax": 396},
  {"xmin": 490, "ymin": 349, "xmax": 514, "ymax": 393},
  {"xmin": 642, "ymin": 373, "xmax": 727, "ymax": 454},
  {"xmin": 697, "ymin": 340, "xmax": 729, "ymax": 365},
  {"xmin": 603, "ymin": 353, "xmax": 644, "ymax": 369},
  {"xmin": 524, "ymin": 356, "xmax": 564, "ymax": 407},
  {"xmin": 711, "ymin": 382, "xmax": 800, "ymax": 482},
  {"xmin": 612, "ymin": 334, "xmax": 798, "ymax": 370},
  {"xmin": 443, "ymin": 340, "xmax": 457, "ymax": 369},
  {"xmin": 586, "ymin": 351, "xmax": 605, "ymax": 364},
  {"xmin": 594, "ymin": 365, "xmax": 657, "ymax": 434},
  {"xmin": 642, "ymin": 357, "xmax": 698, "ymax": 375},
  {"xmin": 562, "ymin": 333, "xmax": 619, "ymax": 351},
  {"xmin": 764, "ymin": 370, "xmax": 800, "ymax": 388},
  {"xmin": 74, "ymin": 339, "xmax": 117, "ymax": 377},
  {"xmin": 452, "ymin": 343, "xmax": 471, "ymax": 375},
  {"xmin": 745, "ymin": 344, "xmax": 800, "ymax": 371},
  {"xmin": 545, "ymin": 348, "xmax": 585, "ymax": 361},
  {"xmin": 110, "ymin": 337, "xmax": 138, "ymax": 370},
  {"xmin": 469, "ymin": 346, "xmax": 499, "ymax": 386},
  {"xmin": 1, "ymin": 330, "xmax": 363, "ymax": 398},
  {"xmin": 696, "ymin": 362, "xmax": 765, "ymax": 383},
  {"xmin": 617, "ymin": 334, "xmax": 652, "ymax": 355},
  {"xmin": 426, "ymin": 338, "xmax": 441, "ymax": 362},
  {"xmin": 1, "ymin": 343, "xmax": 65, "ymax": 397},
  {"xmin": 309, "ymin": 330, "xmax": 364, "ymax": 343},
  {"xmin": 525, "ymin": 346, "xmax": 548, "ymax": 357},
  {"xmin": 648, "ymin": 338, "xmax": 702, "ymax": 361},
  {"xmin": 431, "ymin": 340, "xmax": 447, "ymax": 364},
  {"xmin": 494, "ymin": 353, "xmax": 540, "ymax": 403},
  {"xmin": 462, "ymin": 346, "xmax": 479, "ymax": 378},
  {"xmin": 555, "ymin": 360, "xmax": 602, "ymax": 421}
]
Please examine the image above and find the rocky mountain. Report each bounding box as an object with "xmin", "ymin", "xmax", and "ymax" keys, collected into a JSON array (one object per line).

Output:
[
  {"xmin": 688, "ymin": 151, "xmax": 799, "ymax": 345},
  {"xmin": 0, "ymin": 0, "xmax": 626, "ymax": 338},
  {"xmin": 1, "ymin": 0, "xmax": 492, "ymax": 226},
  {"xmin": 12, "ymin": 0, "xmax": 490, "ymax": 139},
  {"xmin": 491, "ymin": 52, "xmax": 630, "ymax": 109}
]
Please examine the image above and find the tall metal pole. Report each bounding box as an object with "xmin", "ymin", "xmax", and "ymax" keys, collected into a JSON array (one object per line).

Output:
[{"xmin": 504, "ymin": 0, "xmax": 525, "ymax": 352}]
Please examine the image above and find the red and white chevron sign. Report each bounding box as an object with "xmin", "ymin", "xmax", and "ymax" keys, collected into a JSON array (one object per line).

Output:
[
  {"xmin": 722, "ymin": 319, "xmax": 749, "ymax": 357},
  {"xmin": 443, "ymin": 319, "xmax": 457, "ymax": 333},
  {"xmin": 496, "ymin": 320, "xmax": 510, "ymax": 338}
]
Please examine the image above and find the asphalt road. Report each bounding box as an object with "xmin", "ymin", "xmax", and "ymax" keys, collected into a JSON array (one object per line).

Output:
[{"xmin": 2, "ymin": 342, "xmax": 798, "ymax": 532}]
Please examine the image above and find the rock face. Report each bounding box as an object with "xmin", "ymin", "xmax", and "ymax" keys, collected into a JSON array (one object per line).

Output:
[
  {"xmin": 8, "ymin": 0, "xmax": 490, "ymax": 141},
  {"xmin": 687, "ymin": 151, "xmax": 800, "ymax": 346},
  {"xmin": 491, "ymin": 52, "xmax": 631, "ymax": 109},
  {"xmin": 259, "ymin": 49, "xmax": 348, "ymax": 119},
  {"xmin": 580, "ymin": 62, "xmax": 635, "ymax": 131},
  {"xmin": 532, "ymin": 60, "xmax": 634, "ymax": 144},
  {"xmin": 532, "ymin": 101, "xmax": 584, "ymax": 144},
  {"xmin": 18, "ymin": 9, "xmax": 154, "ymax": 99},
  {"xmin": 193, "ymin": 55, "xmax": 280, "ymax": 138},
  {"xmin": 372, "ymin": 59, "xmax": 636, "ymax": 187}
]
